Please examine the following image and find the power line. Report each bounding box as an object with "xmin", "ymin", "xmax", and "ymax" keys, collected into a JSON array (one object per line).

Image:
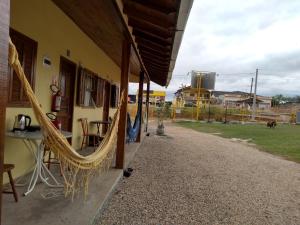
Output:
[
  {"xmin": 259, "ymin": 69, "xmax": 298, "ymax": 73},
  {"xmin": 258, "ymin": 73, "xmax": 299, "ymax": 76},
  {"xmin": 172, "ymin": 71, "xmax": 299, "ymax": 81},
  {"xmin": 218, "ymin": 72, "xmax": 254, "ymax": 75},
  {"xmin": 172, "ymin": 72, "xmax": 255, "ymax": 77},
  {"xmin": 173, "ymin": 72, "xmax": 255, "ymax": 76}
]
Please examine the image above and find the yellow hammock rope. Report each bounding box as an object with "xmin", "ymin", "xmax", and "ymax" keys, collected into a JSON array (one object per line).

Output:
[{"xmin": 8, "ymin": 38, "xmax": 124, "ymax": 196}]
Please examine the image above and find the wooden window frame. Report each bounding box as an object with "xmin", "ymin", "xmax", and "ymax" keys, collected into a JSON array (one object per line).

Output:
[
  {"xmin": 110, "ymin": 84, "xmax": 119, "ymax": 108},
  {"xmin": 77, "ymin": 67, "xmax": 105, "ymax": 108},
  {"xmin": 8, "ymin": 28, "xmax": 37, "ymax": 107},
  {"xmin": 95, "ymin": 77, "xmax": 105, "ymax": 108}
]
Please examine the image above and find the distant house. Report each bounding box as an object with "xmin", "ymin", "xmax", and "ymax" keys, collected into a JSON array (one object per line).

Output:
[
  {"xmin": 211, "ymin": 91, "xmax": 272, "ymax": 109},
  {"xmin": 174, "ymin": 87, "xmax": 272, "ymax": 110},
  {"xmin": 174, "ymin": 86, "xmax": 211, "ymax": 107}
]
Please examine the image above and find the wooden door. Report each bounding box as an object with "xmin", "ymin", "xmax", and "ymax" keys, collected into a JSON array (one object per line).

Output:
[
  {"xmin": 57, "ymin": 57, "xmax": 76, "ymax": 133},
  {"xmin": 102, "ymin": 81, "xmax": 111, "ymax": 134}
]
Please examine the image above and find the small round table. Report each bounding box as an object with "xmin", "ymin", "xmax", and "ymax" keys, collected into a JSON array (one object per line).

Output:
[{"xmin": 89, "ymin": 120, "xmax": 111, "ymax": 136}]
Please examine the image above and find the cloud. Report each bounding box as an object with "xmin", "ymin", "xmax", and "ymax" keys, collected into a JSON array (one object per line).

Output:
[{"xmin": 173, "ymin": 0, "xmax": 300, "ymax": 96}]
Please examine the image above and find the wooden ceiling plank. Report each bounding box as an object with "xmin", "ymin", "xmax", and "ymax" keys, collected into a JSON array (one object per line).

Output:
[
  {"xmin": 133, "ymin": 29, "xmax": 172, "ymax": 46},
  {"xmin": 145, "ymin": 64, "xmax": 169, "ymax": 72},
  {"xmin": 136, "ymin": 37, "xmax": 171, "ymax": 52},
  {"xmin": 128, "ymin": 0, "xmax": 178, "ymax": 14},
  {"xmin": 145, "ymin": 62, "xmax": 169, "ymax": 71},
  {"xmin": 128, "ymin": 17, "xmax": 174, "ymax": 38},
  {"xmin": 141, "ymin": 54, "xmax": 170, "ymax": 63},
  {"xmin": 146, "ymin": 67, "xmax": 169, "ymax": 74},
  {"xmin": 124, "ymin": 0, "xmax": 176, "ymax": 28},
  {"xmin": 147, "ymin": 68, "xmax": 166, "ymax": 74},
  {"xmin": 52, "ymin": 0, "xmax": 125, "ymax": 67},
  {"xmin": 140, "ymin": 51, "xmax": 170, "ymax": 62},
  {"xmin": 138, "ymin": 44, "xmax": 170, "ymax": 56},
  {"xmin": 139, "ymin": 46, "xmax": 171, "ymax": 57},
  {"xmin": 136, "ymin": 36, "xmax": 171, "ymax": 48},
  {"xmin": 142, "ymin": 55, "xmax": 170, "ymax": 65},
  {"xmin": 141, "ymin": 56, "xmax": 170, "ymax": 65}
]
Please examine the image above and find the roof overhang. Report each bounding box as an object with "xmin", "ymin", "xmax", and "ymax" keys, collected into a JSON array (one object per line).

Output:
[
  {"xmin": 52, "ymin": 0, "xmax": 193, "ymax": 86},
  {"xmin": 166, "ymin": 0, "xmax": 193, "ymax": 86},
  {"xmin": 119, "ymin": 0, "xmax": 194, "ymax": 86}
]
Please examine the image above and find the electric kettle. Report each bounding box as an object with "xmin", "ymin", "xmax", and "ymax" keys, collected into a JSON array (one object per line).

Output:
[{"xmin": 13, "ymin": 114, "xmax": 31, "ymax": 131}]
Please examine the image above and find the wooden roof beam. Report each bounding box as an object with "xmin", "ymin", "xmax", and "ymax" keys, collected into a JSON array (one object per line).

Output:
[
  {"xmin": 139, "ymin": 50, "xmax": 170, "ymax": 61},
  {"xmin": 135, "ymin": 37, "xmax": 171, "ymax": 52},
  {"xmin": 145, "ymin": 62, "xmax": 170, "ymax": 71},
  {"xmin": 145, "ymin": 61, "xmax": 169, "ymax": 72},
  {"xmin": 140, "ymin": 51, "xmax": 171, "ymax": 61},
  {"xmin": 128, "ymin": 0, "xmax": 178, "ymax": 14},
  {"xmin": 138, "ymin": 42, "xmax": 169, "ymax": 54},
  {"xmin": 136, "ymin": 36, "xmax": 171, "ymax": 48},
  {"xmin": 145, "ymin": 69, "xmax": 169, "ymax": 76},
  {"xmin": 143, "ymin": 62, "xmax": 169, "ymax": 71},
  {"xmin": 132, "ymin": 29, "xmax": 172, "ymax": 46},
  {"xmin": 139, "ymin": 46, "xmax": 171, "ymax": 57},
  {"xmin": 142, "ymin": 55, "xmax": 169, "ymax": 65},
  {"xmin": 124, "ymin": 0, "xmax": 176, "ymax": 29},
  {"xmin": 144, "ymin": 67, "xmax": 168, "ymax": 75},
  {"xmin": 143, "ymin": 56, "xmax": 170, "ymax": 65},
  {"xmin": 128, "ymin": 17, "xmax": 174, "ymax": 39}
]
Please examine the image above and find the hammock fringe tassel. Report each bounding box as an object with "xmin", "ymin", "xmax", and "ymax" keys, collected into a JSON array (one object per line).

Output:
[{"xmin": 8, "ymin": 38, "xmax": 124, "ymax": 197}]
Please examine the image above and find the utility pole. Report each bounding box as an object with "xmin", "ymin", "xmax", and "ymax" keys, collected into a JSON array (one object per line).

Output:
[
  {"xmin": 249, "ymin": 77, "xmax": 253, "ymax": 97},
  {"xmin": 252, "ymin": 69, "xmax": 258, "ymax": 120}
]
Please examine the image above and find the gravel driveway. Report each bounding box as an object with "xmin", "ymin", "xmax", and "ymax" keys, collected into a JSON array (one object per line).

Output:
[{"xmin": 96, "ymin": 122, "xmax": 300, "ymax": 225}]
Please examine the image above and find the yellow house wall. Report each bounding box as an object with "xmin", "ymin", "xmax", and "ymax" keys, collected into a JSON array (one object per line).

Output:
[{"xmin": 4, "ymin": 0, "xmax": 122, "ymax": 183}]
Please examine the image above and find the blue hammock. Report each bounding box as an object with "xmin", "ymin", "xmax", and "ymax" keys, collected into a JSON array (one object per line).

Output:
[{"xmin": 126, "ymin": 97, "xmax": 142, "ymax": 142}]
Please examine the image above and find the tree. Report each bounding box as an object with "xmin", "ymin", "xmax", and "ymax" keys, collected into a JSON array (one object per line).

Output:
[
  {"xmin": 271, "ymin": 95, "xmax": 282, "ymax": 106},
  {"xmin": 294, "ymin": 96, "xmax": 300, "ymax": 103},
  {"xmin": 271, "ymin": 94, "xmax": 300, "ymax": 106}
]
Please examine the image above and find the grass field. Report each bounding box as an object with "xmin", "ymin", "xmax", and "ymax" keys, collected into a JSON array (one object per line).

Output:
[{"xmin": 176, "ymin": 121, "xmax": 300, "ymax": 162}]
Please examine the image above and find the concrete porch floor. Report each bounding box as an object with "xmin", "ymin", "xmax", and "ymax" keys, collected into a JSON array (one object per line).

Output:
[{"xmin": 2, "ymin": 137, "xmax": 145, "ymax": 225}]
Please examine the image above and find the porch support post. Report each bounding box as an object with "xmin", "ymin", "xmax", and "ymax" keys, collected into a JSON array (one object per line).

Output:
[
  {"xmin": 0, "ymin": 0, "xmax": 10, "ymax": 224},
  {"xmin": 145, "ymin": 79, "xmax": 150, "ymax": 132},
  {"xmin": 116, "ymin": 39, "xmax": 131, "ymax": 169},
  {"xmin": 136, "ymin": 71, "xmax": 144, "ymax": 142}
]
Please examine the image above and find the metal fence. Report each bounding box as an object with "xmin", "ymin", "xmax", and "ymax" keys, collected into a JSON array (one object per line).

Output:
[{"xmin": 127, "ymin": 103, "xmax": 295, "ymax": 123}]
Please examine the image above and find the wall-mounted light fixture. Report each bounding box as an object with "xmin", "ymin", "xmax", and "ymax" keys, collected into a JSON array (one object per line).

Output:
[{"xmin": 43, "ymin": 56, "xmax": 51, "ymax": 67}]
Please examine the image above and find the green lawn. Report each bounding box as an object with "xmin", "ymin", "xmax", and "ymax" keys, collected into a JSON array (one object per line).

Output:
[{"xmin": 176, "ymin": 121, "xmax": 300, "ymax": 162}]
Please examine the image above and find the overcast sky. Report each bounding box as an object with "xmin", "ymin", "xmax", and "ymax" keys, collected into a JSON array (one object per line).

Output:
[{"xmin": 130, "ymin": 0, "xmax": 300, "ymax": 100}]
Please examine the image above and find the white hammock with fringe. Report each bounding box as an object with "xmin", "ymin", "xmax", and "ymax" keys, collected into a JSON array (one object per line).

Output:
[{"xmin": 8, "ymin": 38, "xmax": 123, "ymax": 196}]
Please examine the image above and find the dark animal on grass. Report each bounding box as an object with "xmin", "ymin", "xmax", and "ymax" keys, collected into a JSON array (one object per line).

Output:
[{"xmin": 267, "ymin": 120, "xmax": 277, "ymax": 128}]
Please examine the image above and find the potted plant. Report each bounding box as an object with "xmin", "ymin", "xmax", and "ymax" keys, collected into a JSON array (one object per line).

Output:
[{"xmin": 156, "ymin": 102, "xmax": 171, "ymax": 135}]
